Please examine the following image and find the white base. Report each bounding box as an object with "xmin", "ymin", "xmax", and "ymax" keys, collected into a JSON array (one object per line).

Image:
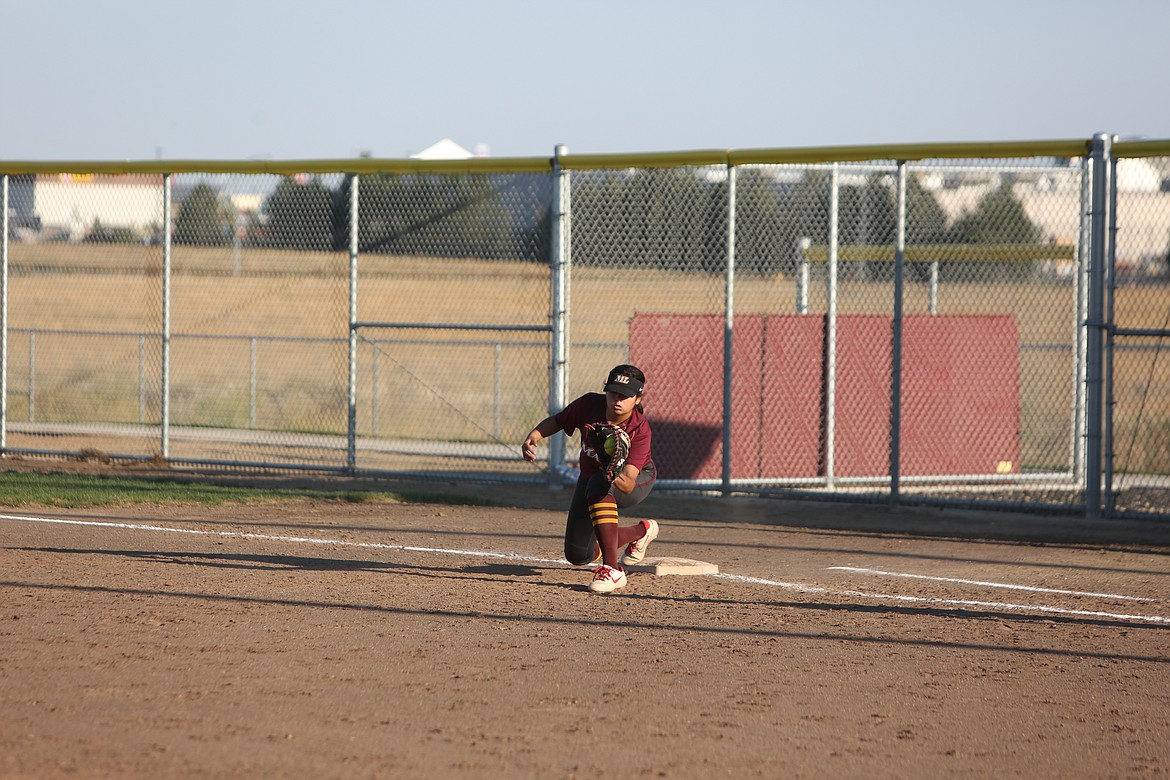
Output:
[{"xmin": 625, "ymin": 556, "xmax": 719, "ymax": 576}]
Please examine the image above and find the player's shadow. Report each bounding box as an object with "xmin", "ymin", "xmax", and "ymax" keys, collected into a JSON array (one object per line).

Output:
[
  {"xmin": 43, "ymin": 510, "xmax": 1170, "ymax": 578},
  {"xmin": 460, "ymin": 563, "xmax": 543, "ymax": 576},
  {"xmin": 7, "ymin": 574, "xmax": 1168, "ymax": 665},
  {"xmin": 15, "ymin": 547, "xmax": 1166, "ymax": 663},
  {"xmin": 18, "ymin": 547, "xmax": 548, "ymax": 582}
]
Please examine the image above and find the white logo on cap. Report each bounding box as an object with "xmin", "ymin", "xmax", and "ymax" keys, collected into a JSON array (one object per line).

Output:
[{"xmin": 613, "ymin": 376, "xmax": 629, "ymax": 384}]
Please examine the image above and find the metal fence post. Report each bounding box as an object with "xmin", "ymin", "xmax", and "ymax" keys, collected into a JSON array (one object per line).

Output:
[
  {"xmin": 1, "ymin": 175, "xmax": 7, "ymax": 453},
  {"xmin": 722, "ymin": 164, "xmax": 737, "ymax": 494},
  {"xmin": 928, "ymin": 261, "xmax": 940, "ymax": 315},
  {"xmin": 825, "ymin": 166, "xmax": 840, "ymax": 488},
  {"xmin": 249, "ymin": 337, "xmax": 257, "ymax": 430},
  {"xmin": 347, "ymin": 174, "xmax": 360, "ymax": 472},
  {"xmin": 795, "ymin": 236, "xmax": 809, "ymax": 315},
  {"xmin": 161, "ymin": 174, "xmax": 172, "ymax": 459},
  {"xmin": 27, "ymin": 332, "xmax": 34, "ymax": 423},
  {"xmin": 138, "ymin": 335, "xmax": 145, "ymax": 423},
  {"xmin": 1103, "ymin": 144, "xmax": 1120, "ymax": 516},
  {"xmin": 889, "ymin": 162, "xmax": 907, "ymax": 505},
  {"xmin": 493, "ymin": 341, "xmax": 502, "ymax": 439},
  {"xmin": 548, "ymin": 145, "xmax": 570, "ymax": 488},
  {"xmin": 372, "ymin": 340, "xmax": 380, "ymax": 435},
  {"xmin": 1084, "ymin": 133, "xmax": 1110, "ymax": 519},
  {"xmin": 1073, "ymin": 155, "xmax": 1091, "ymax": 485}
]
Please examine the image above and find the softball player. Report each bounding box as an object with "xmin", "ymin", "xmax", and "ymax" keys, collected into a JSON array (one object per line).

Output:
[{"xmin": 521, "ymin": 364, "xmax": 659, "ymax": 593}]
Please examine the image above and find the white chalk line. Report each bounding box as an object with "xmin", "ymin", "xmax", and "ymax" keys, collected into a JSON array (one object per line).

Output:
[
  {"xmin": 827, "ymin": 566, "xmax": 1155, "ymax": 602},
  {"xmin": 4, "ymin": 513, "xmax": 1168, "ymax": 625},
  {"xmin": 0, "ymin": 513, "xmax": 566, "ymax": 565},
  {"xmin": 716, "ymin": 573, "xmax": 1170, "ymax": 624}
]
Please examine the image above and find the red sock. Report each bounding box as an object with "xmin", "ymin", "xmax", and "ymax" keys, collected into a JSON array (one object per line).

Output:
[{"xmin": 617, "ymin": 519, "xmax": 648, "ymax": 549}]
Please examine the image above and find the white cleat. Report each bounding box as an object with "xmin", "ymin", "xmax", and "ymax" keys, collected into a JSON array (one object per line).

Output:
[{"xmin": 621, "ymin": 519, "xmax": 659, "ymax": 566}]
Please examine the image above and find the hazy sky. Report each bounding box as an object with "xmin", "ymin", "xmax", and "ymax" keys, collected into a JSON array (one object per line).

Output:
[{"xmin": 7, "ymin": 0, "xmax": 1168, "ymax": 161}]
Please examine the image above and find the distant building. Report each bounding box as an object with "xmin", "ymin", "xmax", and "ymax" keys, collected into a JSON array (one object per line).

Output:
[
  {"xmin": 410, "ymin": 138, "xmax": 475, "ymax": 160},
  {"xmin": 935, "ymin": 165, "xmax": 1170, "ymax": 265},
  {"xmin": 15, "ymin": 173, "xmax": 163, "ymax": 241},
  {"xmin": 10, "ymin": 174, "xmax": 271, "ymax": 244}
]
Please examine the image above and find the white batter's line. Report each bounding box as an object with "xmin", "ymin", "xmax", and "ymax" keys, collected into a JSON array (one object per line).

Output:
[
  {"xmin": 827, "ymin": 566, "xmax": 1155, "ymax": 602},
  {"xmin": 4, "ymin": 513, "xmax": 1168, "ymax": 625}
]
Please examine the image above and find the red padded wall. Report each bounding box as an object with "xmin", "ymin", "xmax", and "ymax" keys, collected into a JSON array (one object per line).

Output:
[
  {"xmin": 901, "ymin": 315, "xmax": 1020, "ymax": 475},
  {"xmin": 629, "ymin": 312, "xmax": 1020, "ymax": 481},
  {"xmin": 727, "ymin": 315, "xmax": 766, "ymax": 479},
  {"xmin": 629, "ymin": 314, "xmax": 763, "ymax": 480},
  {"xmin": 759, "ymin": 315, "xmax": 825, "ymax": 478},
  {"xmin": 832, "ymin": 315, "xmax": 892, "ymax": 477}
]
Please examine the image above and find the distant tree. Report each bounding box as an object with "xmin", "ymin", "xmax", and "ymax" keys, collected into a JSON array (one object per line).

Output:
[
  {"xmin": 902, "ymin": 173, "xmax": 951, "ymax": 280},
  {"xmin": 629, "ymin": 167, "xmax": 719, "ymax": 271},
  {"xmin": 342, "ymin": 173, "xmax": 515, "ymax": 260},
  {"xmin": 776, "ymin": 169, "xmax": 951, "ymax": 280},
  {"xmin": 847, "ymin": 173, "xmax": 897, "ymax": 247},
  {"xmin": 84, "ymin": 219, "xmax": 140, "ymax": 244},
  {"xmin": 906, "ymin": 174, "xmax": 949, "ymax": 245},
  {"xmin": 264, "ymin": 176, "xmax": 336, "ymax": 252},
  {"xmin": 570, "ymin": 168, "xmax": 721, "ymax": 271},
  {"xmin": 779, "ymin": 170, "xmax": 831, "ymax": 250},
  {"xmin": 725, "ymin": 168, "xmax": 788, "ymax": 276},
  {"xmin": 570, "ymin": 170, "xmax": 632, "ymax": 267},
  {"xmin": 174, "ymin": 183, "xmax": 233, "ymax": 247},
  {"xmin": 518, "ymin": 188, "xmax": 553, "ymax": 266},
  {"xmin": 1161, "ymin": 230, "xmax": 1170, "ymax": 280},
  {"xmin": 447, "ymin": 174, "xmax": 515, "ymax": 260},
  {"xmin": 945, "ymin": 183, "xmax": 1043, "ymax": 281},
  {"xmin": 483, "ymin": 172, "xmax": 552, "ymax": 264},
  {"xmin": 947, "ymin": 183, "xmax": 1041, "ymax": 245}
]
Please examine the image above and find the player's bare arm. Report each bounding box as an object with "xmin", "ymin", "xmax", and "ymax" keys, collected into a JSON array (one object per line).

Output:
[
  {"xmin": 521, "ymin": 416, "xmax": 561, "ymax": 461},
  {"xmin": 611, "ymin": 463, "xmax": 640, "ymax": 494}
]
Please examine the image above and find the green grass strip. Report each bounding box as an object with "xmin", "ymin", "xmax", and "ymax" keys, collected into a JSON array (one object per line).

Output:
[{"xmin": 0, "ymin": 471, "xmax": 496, "ymax": 509}]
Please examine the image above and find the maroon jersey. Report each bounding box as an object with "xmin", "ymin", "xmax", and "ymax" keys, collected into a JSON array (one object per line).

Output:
[{"xmin": 554, "ymin": 393, "xmax": 652, "ymax": 477}]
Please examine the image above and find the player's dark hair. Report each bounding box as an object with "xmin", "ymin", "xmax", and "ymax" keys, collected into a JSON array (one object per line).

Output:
[{"xmin": 606, "ymin": 364, "xmax": 646, "ymax": 412}]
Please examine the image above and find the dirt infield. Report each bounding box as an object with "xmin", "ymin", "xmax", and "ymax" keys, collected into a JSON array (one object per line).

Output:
[{"xmin": 2, "ymin": 479, "xmax": 1169, "ymax": 778}]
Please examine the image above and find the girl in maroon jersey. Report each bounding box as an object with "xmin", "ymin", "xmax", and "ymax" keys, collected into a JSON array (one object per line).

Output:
[{"xmin": 521, "ymin": 364, "xmax": 658, "ymax": 593}]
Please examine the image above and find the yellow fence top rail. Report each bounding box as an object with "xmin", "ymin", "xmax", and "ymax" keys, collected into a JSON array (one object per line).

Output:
[
  {"xmin": 1113, "ymin": 138, "xmax": 1170, "ymax": 159},
  {"xmin": 0, "ymin": 137, "xmax": 1164, "ymax": 176},
  {"xmin": 0, "ymin": 157, "xmax": 554, "ymax": 176},
  {"xmin": 803, "ymin": 243, "xmax": 1078, "ymax": 263}
]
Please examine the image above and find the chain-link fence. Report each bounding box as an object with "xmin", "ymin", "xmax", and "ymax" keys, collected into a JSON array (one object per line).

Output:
[{"xmin": 2, "ymin": 137, "xmax": 1168, "ymax": 520}]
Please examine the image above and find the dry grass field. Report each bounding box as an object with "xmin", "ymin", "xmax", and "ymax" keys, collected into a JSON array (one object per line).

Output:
[{"xmin": 5, "ymin": 243, "xmax": 1169, "ymax": 476}]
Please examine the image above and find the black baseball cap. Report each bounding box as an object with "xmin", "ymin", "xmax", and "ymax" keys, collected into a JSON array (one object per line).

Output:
[{"xmin": 604, "ymin": 370, "xmax": 644, "ymax": 397}]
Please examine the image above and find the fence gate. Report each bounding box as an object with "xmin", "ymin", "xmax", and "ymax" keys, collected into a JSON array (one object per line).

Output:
[
  {"xmin": 1105, "ymin": 144, "xmax": 1170, "ymax": 518},
  {"xmin": 344, "ymin": 166, "xmax": 558, "ymax": 482}
]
